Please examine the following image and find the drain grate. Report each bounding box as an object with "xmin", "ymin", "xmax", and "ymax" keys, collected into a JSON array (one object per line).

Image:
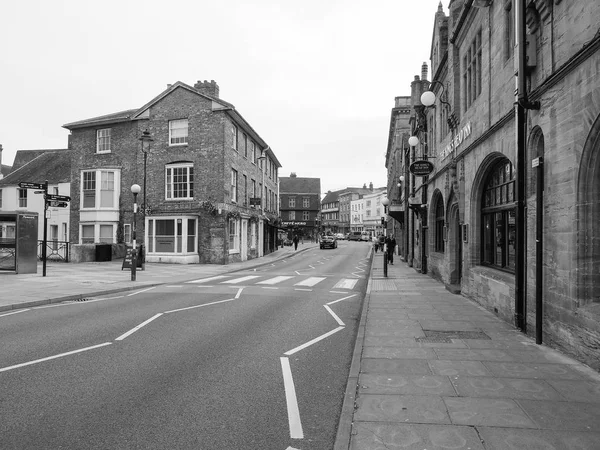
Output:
[
  {"xmin": 421, "ymin": 330, "xmax": 491, "ymax": 340},
  {"xmin": 415, "ymin": 337, "xmax": 452, "ymax": 344}
]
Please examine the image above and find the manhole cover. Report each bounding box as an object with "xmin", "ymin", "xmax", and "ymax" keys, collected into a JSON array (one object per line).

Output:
[
  {"xmin": 422, "ymin": 330, "xmax": 491, "ymax": 340},
  {"xmin": 415, "ymin": 337, "xmax": 452, "ymax": 344}
]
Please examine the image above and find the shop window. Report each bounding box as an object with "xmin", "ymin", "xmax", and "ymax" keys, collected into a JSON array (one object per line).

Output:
[
  {"xmin": 481, "ymin": 159, "xmax": 516, "ymax": 271},
  {"xmin": 434, "ymin": 196, "xmax": 445, "ymax": 252}
]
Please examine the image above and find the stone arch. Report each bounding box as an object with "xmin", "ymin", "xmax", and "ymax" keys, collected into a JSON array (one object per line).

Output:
[{"xmin": 576, "ymin": 113, "xmax": 600, "ymax": 304}]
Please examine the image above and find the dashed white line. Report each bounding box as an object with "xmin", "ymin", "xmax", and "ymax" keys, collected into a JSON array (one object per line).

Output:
[
  {"xmin": 115, "ymin": 313, "xmax": 163, "ymax": 341},
  {"xmin": 280, "ymin": 357, "xmax": 304, "ymax": 439},
  {"xmin": 127, "ymin": 287, "xmax": 156, "ymax": 296},
  {"xmin": 0, "ymin": 342, "xmax": 112, "ymax": 373}
]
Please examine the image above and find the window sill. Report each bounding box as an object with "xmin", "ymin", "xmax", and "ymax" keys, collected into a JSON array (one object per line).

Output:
[
  {"xmin": 96, "ymin": 151, "xmax": 111, "ymax": 154},
  {"xmin": 169, "ymin": 143, "xmax": 188, "ymax": 147},
  {"xmin": 165, "ymin": 198, "xmax": 194, "ymax": 201},
  {"xmin": 229, "ymin": 249, "xmax": 240, "ymax": 255}
]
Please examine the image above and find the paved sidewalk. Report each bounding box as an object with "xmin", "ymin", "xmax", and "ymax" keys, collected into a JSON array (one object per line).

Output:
[
  {"xmin": 336, "ymin": 253, "xmax": 600, "ymax": 450},
  {"xmin": 0, "ymin": 243, "xmax": 318, "ymax": 312}
]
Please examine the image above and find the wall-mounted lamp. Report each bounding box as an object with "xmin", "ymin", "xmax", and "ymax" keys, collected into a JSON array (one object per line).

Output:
[{"xmin": 408, "ymin": 136, "xmax": 420, "ymax": 147}]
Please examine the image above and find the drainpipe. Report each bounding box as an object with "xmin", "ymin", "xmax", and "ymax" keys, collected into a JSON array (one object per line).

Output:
[
  {"xmin": 515, "ymin": 0, "xmax": 540, "ymax": 332},
  {"xmin": 535, "ymin": 156, "xmax": 544, "ymax": 344}
]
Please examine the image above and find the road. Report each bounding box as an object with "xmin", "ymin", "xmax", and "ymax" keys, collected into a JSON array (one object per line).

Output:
[{"xmin": 0, "ymin": 240, "xmax": 372, "ymax": 450}]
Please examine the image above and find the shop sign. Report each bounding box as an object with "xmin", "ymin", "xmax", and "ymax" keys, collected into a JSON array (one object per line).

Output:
[
  {"xmin": 440, "ymin": 121, "xmax": 472, "ymax": 160},
  {"xmin": 409, "ymin": 160, "xmax": 434, "ymax": 176},
  {"xmin": 281, "ymin": 221, "xmax": 307, "ymax": 226}
]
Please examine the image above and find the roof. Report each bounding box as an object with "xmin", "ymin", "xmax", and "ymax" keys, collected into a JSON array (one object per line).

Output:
[
  {"xmin": 279, "ymin": 177, "xmax": 321, "ymax": 195},
  {"xmin": 321, "ymin": 189, "xmax": 343, "ymax": 204},
  {"xmin": 62, "ymin": 109, "xmax": 139, "ymax": 130},
  {"xmin": 1, "ymin": 164, "xmax": 11, "ymax": 177},
  {"xmin": 0, "ymin": 150, "xmax": 71, "ymax": 187}
]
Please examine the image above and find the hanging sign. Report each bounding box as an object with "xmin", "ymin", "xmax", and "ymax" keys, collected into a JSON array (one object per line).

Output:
[{"xmin": 409, "ymin": 160, "xmax": 434, "ymax": 176}]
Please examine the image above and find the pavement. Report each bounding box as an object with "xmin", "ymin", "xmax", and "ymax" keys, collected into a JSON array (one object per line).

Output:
[{"xmin": 2, "ymin": 244, "xmax": 600, "ymax": 449}]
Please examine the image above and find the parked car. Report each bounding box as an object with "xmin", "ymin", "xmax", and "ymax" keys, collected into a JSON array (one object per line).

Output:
[
  {"xmin": 347, "ymin": 232, "xmax": 362, "ymax": 241},
  {"xmin": 335, "ymin": 233, "xmax": 346, "ymax": 240},
  {"xmin": 360, "ymin": 232, "xmax": 371, "ymax": 241},
  {"xmin": 320, "ymin": 235, "xmax": 338, "ymax": 249}
]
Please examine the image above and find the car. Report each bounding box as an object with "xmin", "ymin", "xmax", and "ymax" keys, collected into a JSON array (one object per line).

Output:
[
  {"xmin": 335, "ymin": 233, "xmax": 346, "ymax": 240},
  {"xmin": 320, "ymin": 235, "xmax": 338, "ymax": 249},
  {"xmin": 360, "ymin": 232, "xmax": 371, "ymax": 241},
  {"xmin": 347, "ymin": 232, "xmax": 362, "ymax": 241}
]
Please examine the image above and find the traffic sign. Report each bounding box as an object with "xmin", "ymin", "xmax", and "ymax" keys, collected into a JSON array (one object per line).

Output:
[
  {"xmin": 50, "ymin": 201, "xmax": 69, "ymax": 208},
  {"xmin": 19, "ymin": 181, "xmax": 46, "ymax": 190},
  {"xmin": 46, "ymin": 194, "xmax": 71, "ymax": 202}
]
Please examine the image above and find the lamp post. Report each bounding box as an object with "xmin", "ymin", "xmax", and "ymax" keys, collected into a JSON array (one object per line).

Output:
[
  {"xmin": 381, "ymin": 196, "xmax": 390, "ymax": 277},
  {"xmin": 139, "ymin": 130, "xmax": 153, "ymax": 218},
  {"xmin": 130, "ymin": 184, "xmax": 141, "ymax": 281}
]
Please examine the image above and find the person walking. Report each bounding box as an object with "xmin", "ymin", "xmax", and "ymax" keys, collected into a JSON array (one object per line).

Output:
[
  {"xmin": 378, "ymin": 234, "xmax": 385, "ymax": 253},
  {"xmin": 386, "ymin": 234, "xmax": 396, "ymax": 264},
  {"xmin": 293, "ymin": 234, "xmax": 299, "ymax": 251},
  {"xmin": 372, "ymin": 234, "xmax": 379, "ymax": 252}
]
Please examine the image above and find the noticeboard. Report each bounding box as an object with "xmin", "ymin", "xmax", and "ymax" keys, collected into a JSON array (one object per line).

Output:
[{"xmin": 121, "ymin": 246, "xmax": 144, "ymax": 270}]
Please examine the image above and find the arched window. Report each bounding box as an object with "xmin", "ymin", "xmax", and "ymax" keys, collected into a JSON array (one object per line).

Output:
[
  {"xmin": 434, "ymin": 196, "xmax": 445, "ymax": 252},
  {"xmin": 481, "ymin": 159, "xmax": 516, "ymax": 271}
]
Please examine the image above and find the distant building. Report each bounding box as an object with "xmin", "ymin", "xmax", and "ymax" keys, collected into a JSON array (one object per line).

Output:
[{"xmin": 279, "ymin": 173, "xmax": 321, "ymax": 240}]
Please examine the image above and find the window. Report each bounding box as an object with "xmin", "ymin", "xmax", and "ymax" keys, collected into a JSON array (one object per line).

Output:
[
  {"xmin": 99, "ymin": 225, "xmax": 114, "ymax": 243},
  {"xmin": 82, "ymin": 170, "xmax": 119, "ymax": 209},
  {"xmin": 96, "ymin": 128, "xmax": 111, "ymax": 153},
  {"xmin": 231, "ymin": 125, "xmax": 238, "ymax": 151},
  {"xmin": 18, "ymin": 189, "xmax": 27, "ymax": 208},
  {"xmin": 243, "ymin": 174, "xmax": 248, "ymax": 205},
  {"xmin": 166, "ymin": 164, "xmax": 194, "ymax": 199},
  {"xmin": 504, "ymin": 1, "xmax": 515, "ymax": 62},
  {"xmin": 289, "ymin": 211, "xmax": 295, "ymax": 220},
  {"xmin": 81, "ymin": 225, "xmax": 94, "ymax": 244},
  {"xmin": 250, "ymin": 141, "xmax": 256, "ymax": 164},
  {"xmin": 169, "ymin": 119, "xmax": 188, "ymax": 145},
  {"xmin": 228, "ymin": 218, "xmax": 239, "ymax": 253},
  {"xmin": 251, "ymin": 179, "xmax": 256, "ymax": 199},
  {"xmin": 289, "ymin": 197, "xmax": 296, "ymax": 208},
  {"xmin": 435, "ymin": 197, "xmax": 445, "ymax": 252},
  {"xmin": 124, "ymin": 224, "xmax": 131, "ymax": 243},
  {"xmin": 50, "ymin": 225, "xmax": 58, "ymax": 250},
  {"xmin": 82, "ymin": 171, "xmax": 96, "ymax": 208},
  {"xmin": 100, "ymin": 171, "xmax": 115, "ymax": 207},
  {"xmin": 250, "ymin": 222, "xmax": 257, "ymax": 249},
  {"xmin": 0, "ymin": 189, "xmax": 3, "ymax": 208},
  {"xmin": 303, "ymin": 197, "xmax": 310, "ymax": 208},
  {"xmin": 147, "ymin": 217, "xmax": 197, "ymax": 254},
  {"xmin": 303, "ymin": 211, "xmax": 310, "ymax": 221},
  {"xmin": 463, "ymin": 29, "xmax": 482, "ymax": 110},
  {"xmin": 62, "ymin": 223, "xmax": 67, "ymax": 241},
  {"xmin": 481, "ymin": 159, "xmax": 516, "ymax": 271},
  {"xmin": 243, "ymin": 134, "xmax": 248, "ymax": 158},
  {"xmin": 231, "ymin": 169, "xmax": 238, "ymax": 203}
]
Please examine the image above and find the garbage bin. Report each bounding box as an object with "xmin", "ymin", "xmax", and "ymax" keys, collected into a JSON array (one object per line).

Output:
[{"xmin": 95, "ymin": 244, "xmax": 112, "ymax": 262}]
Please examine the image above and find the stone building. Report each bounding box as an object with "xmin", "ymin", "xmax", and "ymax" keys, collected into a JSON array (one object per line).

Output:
[
  {"xmin": 63, "ymin": 80, "xmax": 281, "ymax": 264},
  {"xmin": 388, "ymin": 0, "xmax": 600, "ymax": 370},
  {"xmin": 279, "ymin": 173, "xmax": 321, "ymax": 241}
]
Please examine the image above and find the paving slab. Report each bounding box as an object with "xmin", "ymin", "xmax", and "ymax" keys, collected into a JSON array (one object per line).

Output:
[
  {"xmin": 450, "ymin": 376, "xmax": 565, "ymax": 400},
  {"xmin": 361, "ymin": 358, "xmax": 432, "ymax": 375},
  {"xmin": 354, "ymin": 394, "xmax": 451, "ymax": 424},
  {"xmin": 517, "ymin": 399, "xmax": 600, "ymax": 431},
  {"xmin": 443, "ymin": 397, "xmax": 536, "ymax": 427},
  {"xmin": 358, "ymin": 373, "xmax": 457, "ymax": 396},
  {"xmin": 482, "ymin": 361, "xmax": 586, "ymax": 380},
  {"xmin": 428, "ymin": 360, "xmax": 493, "ymax": 377},
  {"xmin": 477, "ymin": 427, "xmax": 600, "ymax": 450}
]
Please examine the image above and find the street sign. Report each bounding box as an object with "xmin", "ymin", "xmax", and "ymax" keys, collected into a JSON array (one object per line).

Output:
[
  {"xmin": 46, "ymin": 194, "xmax": 71, "ymax": 202},
  {"xmin": 50, "ymin": 201, "xmax": 69, "ymax": 208},
  {"xmin": 18, "ymin": 181, "xmax": 46, "ymax": 190},
  {"xmin": 409, "ymin": 160, "xmax": 435, "ymax": 176},
  {"xmin": 249, "ymin": 197, "xmax": 262, "ymax": 206},
  {"xmin": 34, "ymin": 190, "xmax": 45, "ymax": 194}
]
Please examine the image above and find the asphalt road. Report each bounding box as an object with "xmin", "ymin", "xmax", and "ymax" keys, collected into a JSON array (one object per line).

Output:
[{"xmin": 0, "ymin": 240, "xmax": 371, "ymax": 450}]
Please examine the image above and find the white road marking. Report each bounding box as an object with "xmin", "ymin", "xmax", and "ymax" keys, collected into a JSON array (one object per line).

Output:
[
  {"xmin": 327, "ymin": 294, "xmax": 357, "ymax": 305},
  {"xmin": 280, "ymin": 357, "xmax": 304, "ymax": 439},
  {"xmin": 284, "ymin": 326, "xmax": 345, "ymax": 356},
  {"xmin": 324, "ymin": 305, "xmax": 345, "ymax": 326},
  {"xmin": 186, "ymin": 275, "xmax": 229, "ymax": 284},
  {"xmin": 222, "ymin": 275, "xmax": 261, "ymax": 284},
  {"xmin": 257, "ymin": 276, "xmax": 294, "ymax": 285},
  {"xmin": 294, "ymin": 277, "xmax": 325, "ymax": 287},
  {"xmin": 127, "ymin": 287, "xmax": 156, "ymax": 296},
  {"xmin": 0, "ymin": 342, "xmax": 112, "ymax": 373},
  {"xmin": 332, "ymin": 279, "xmax": 358, "ymax": 290},
  {"xmin": 115, "ymin": 313, "xmax": 163, "ymax": 341},
  {"xmin": 165, "ymin": 285, "xmax": 183, "ymax": 288},
  {"xmin": 329, "ymin": 291, "xmax": 347, "ymax": 294},
  {"xmin": 235, "ymin": 288, "xmax": 243, "ymax": 299},
  {"xmin": 164, "ymin": 298, "xmax": 235, "ymax": 313},
  {"xmin": 294, "ymin": 288, "xmax": 312, "ymax": 292},
  {"xmin": 262, "ymin": 287, "xmax": 279, "ymax": 290},
  {"xmin": 0, "ymin": 309, "xmax": 29, "ymax": 317}
]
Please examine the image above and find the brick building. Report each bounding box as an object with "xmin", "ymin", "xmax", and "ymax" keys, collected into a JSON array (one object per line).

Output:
[
  {"xmin": 63, "ymin": 80, "xmax": 281, "ymax": 264},
  {"xmin": 387, "ymin": 0, "xmax": 600, "ymax": 370},
  {"xmin": 278, "ymin": 173, "xmax": 321, "ymax": 241}
]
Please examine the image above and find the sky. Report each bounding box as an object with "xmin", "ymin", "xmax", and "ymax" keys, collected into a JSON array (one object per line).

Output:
[{"xmin": 0, "ymin": 0, "xmax": 442, "ymax": 196}]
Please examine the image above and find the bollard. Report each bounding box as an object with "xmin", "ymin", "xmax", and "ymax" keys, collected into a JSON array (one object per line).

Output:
[{"xmin": 383, "ymin": 252, "xmax": 388, "ymax": 277}]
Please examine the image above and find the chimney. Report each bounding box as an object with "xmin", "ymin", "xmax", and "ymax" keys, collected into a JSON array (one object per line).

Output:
[
  {"xmin": 421, "ymin": 62, "xmax": 428, "ymax": 82},
  {"xmin": 363, "ymin": 183, "xmax": 367, "ymax": 188},
  {"xmin": 194, "ymin": 79, "xmax": 220, "ymax": 98},
  {"xmin": 369, "ymin": 182, "xmax": 373, "ymax": 191},
  {"xmin": 290, "ymin": 172, "xmax": 297, "ymax": 177}
]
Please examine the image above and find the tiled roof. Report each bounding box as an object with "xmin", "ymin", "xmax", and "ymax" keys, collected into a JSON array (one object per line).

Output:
[
  {"xmin": 279, "ymin": 177, "xmax": 321, "ymax": 194},
  {"xmin": 63, "ymin": 109, "xmax": 138, "ymax": 130},
  {"xmin": 0, "ymin": 150, "xmax": 71, "ymax": 187},
  {"xmin": 321, "ymin": 189, "xmax": 343, "ymax": 204},
  {"xmin": 1, "ymin": 164, "xmax": 11, "ymax": 177}
]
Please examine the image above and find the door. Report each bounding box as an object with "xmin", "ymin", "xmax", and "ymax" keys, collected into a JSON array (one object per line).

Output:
[{"xmin": 241, "ymin": 219, "xmax": 248, "ymax": 261}]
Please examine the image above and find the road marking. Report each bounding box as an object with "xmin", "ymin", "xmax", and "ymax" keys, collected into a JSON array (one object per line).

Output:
[
  {"xmin": 187, "ymin": 275, "xmax": 229, "ymax": 284},
  {"xmin": 262, "ymin": 287, "xmax": 279, "ymax": 290},
  {"xmin": 294, "ymin": 288, "xmax": 312, "ymax": 292},
  {"xmin": 127, "ymin": 287, "xmax": 156, "ymax": 296},
  {"xmin": 115, "ymin": 313, "xmax": 163, "ymax": 341},
  {"xmin": 284, "ymin": 326, "xmax": 345, "ymax": 356},
  {"xmin": 235, "ymin": 288, "xmax": 243, "ymax": 299},
  {"xmin": 332, "ymin": 278, "xmax": 358, "ymax": 290},
  {"xmin": 257, "ymin": 276, "xmax": 294, "ymax": 285},
  {"xmin": 294, "ymin": 277, "xmax": 325, "ymax": 287},
  {"xmin": 222, "ymin": 275, "xmax": 261, "ymax": 284},
  {"xmin": 0, "ymin": 342, "xmax": 112, "ymax": 373},
  {"xmin": 164, "ymin": 298, "xmax": 235, "ymax": 313},
  {"xmin": 327, "ymin": 294, "xmax": 357, "ymax": 305},
  {"xmin": 0, "ymin": 309, "xmax": 29, "ymax": 317},
  {"xmin": 324, "ymin": 305, "xmax": 345, "ymax": 326},
  {"xmin": 280, "ymin": 357, "xmax": 304, "ymax": 439},
  {"xmin": 329, "ymin": 291, "xmax": 347, "ymax": 294}
]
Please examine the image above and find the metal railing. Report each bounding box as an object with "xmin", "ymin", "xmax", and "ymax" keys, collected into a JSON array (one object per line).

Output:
[{"xmin": 37, "ymin": 240, "xmax": 70, "ymax": 262}]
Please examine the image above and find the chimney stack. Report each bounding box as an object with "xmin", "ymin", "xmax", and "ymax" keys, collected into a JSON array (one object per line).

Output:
[
  {"xmin": 194, "ymin": 79, "xmax": 220, "ymax": 98},
  {"xmin": 369, "ymin": 182, "xmax": 373, "ymax": 191},
  {"xmin": 421, "ymin": 62, "xmax": 428, "ymax": 82}
]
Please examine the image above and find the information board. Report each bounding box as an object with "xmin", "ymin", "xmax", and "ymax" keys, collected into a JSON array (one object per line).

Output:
[{"xmin": 121, "ymin": 247, "xmax": 144, "ymax": 270}]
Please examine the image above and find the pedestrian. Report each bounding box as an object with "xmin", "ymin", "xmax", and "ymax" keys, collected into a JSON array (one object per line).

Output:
[
  {"xmin": 386, "ymin": 234, "xmax": 396, "ymax": 264},
  {"xmin": 372, "ymin": 234, "xmax": 379, "ymax": 252},
  {"xmin": 293, "ymin": 234, "xmax": 299, "ymax": 250},
  {"xmin": 378, "ymin": 234, "xmax": 385, "ymax": 253}
]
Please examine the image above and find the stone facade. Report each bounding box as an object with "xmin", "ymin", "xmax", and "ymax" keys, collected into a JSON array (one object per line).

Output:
[
  {"xmin": 64, "ymin": 81, "xmax": 281, "ymax": 264},
  {"xmin": 390, "ymin": 1, "xmax": 600, "ymax": 370}
]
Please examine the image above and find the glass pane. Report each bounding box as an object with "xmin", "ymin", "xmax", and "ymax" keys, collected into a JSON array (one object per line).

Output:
[
  {"xmin": 99, "ymin": 225, "xmax": 113, "ymax": 244},
  {"xmin": 495, "ymin": 212, "xmax": 504, "ymax": 266},
  {"xmin": 100, "ymin": 190, "xmax": 113, "ymax": 207},
  {"xmin": 507, "ymin": 210, "xmax": 516, "ymax": 269},
  {"xmin": 483, "ymin": 214, "xmax": 493, "ymax": 264}
]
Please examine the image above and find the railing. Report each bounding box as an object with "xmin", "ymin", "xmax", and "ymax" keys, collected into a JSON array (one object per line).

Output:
[{"xmin": 37, "ymin": 240, "xmax": 70, "ymax": 262}]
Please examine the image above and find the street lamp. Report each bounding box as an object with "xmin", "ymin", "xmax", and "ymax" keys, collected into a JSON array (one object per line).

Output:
[
  {"xmin": 139, "ymin": 130, "xmax": 153, "ymax": 217},
  {"xmin": 130, "ymin": 184, "xmax": 141, "ymax": 281}
]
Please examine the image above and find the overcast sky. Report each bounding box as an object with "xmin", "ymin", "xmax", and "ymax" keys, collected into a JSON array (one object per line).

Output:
[{"xmin": 0, "ymin": 0, "xmax": 442, "ymax": 195}]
